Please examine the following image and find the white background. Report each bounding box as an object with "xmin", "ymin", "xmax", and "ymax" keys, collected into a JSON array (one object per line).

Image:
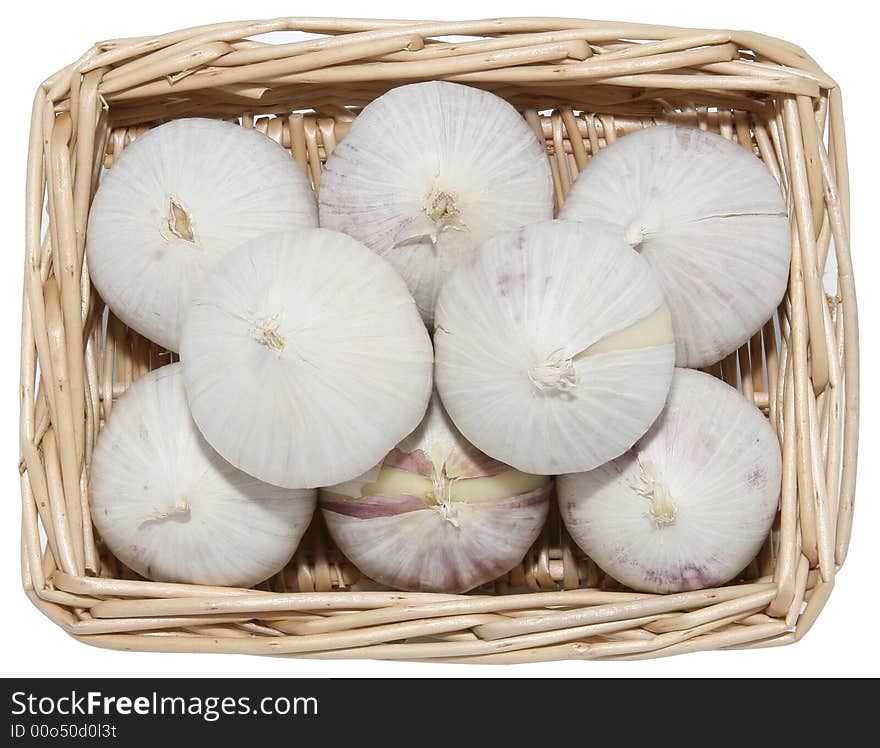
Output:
[{"xmin": 1, "ymin": 0, "xmax": 875, "ymax": 678}]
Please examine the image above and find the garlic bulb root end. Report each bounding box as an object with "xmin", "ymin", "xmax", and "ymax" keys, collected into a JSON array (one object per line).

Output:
[
  {"xmin": 633, "ymin": 454, "xmax": 677, "ymax": 527},
  {"xmin": 253, "ymin": 314, "xmax": 286, "ymax": 352},
  {"xmin": 529, "ymin": 350, "xmax": 577, "ymax": 392},
  {"xmin": 624, "ymin": 219, "xmax": 651, "ymax": 248},
  {"xmin": 429, "ymin": 465, "xmax": 461, "ymax": 527},
  {"xmin": 164, "ymin": 197, "xmax": 197, "ymax": 244},
  {"xmin": 424, "ymin": 186, "xmax": 468, "ymax": 240},
  {"xmin": 427, "ymin": 190, "xmax": 457, "ymax": 222},
  {"xmin": 139, "ymin": 500, "xmax": 191, "ymax": 527}
]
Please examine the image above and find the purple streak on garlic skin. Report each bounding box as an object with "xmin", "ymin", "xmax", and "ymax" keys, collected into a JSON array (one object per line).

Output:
[
  {"xmin": 320, "ymin": 393, "xmax": 553, "ymax": 593},
  {"xmin": 643, "ymin": 563, "xmax": 717, "ymax": 591},
  {"xmin": 320, "ymin": 494, "xmax": 427, "ymax": 519},
  {"xmin": 746, "ymin": 467, "xmax": 767, "ymax": 489},
  {"xmin": 384, "ymin": 449, "xmax": 434, "ymax": 477},
  {"xmin": 382, "ymin": 446, "xmax": 512, "ymax": 479}
]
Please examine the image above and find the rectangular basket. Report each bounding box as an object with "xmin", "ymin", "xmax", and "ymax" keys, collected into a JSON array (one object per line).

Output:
[{"xmin": 20, "ymin": 16, "xmax": 857, "ymax": 662}]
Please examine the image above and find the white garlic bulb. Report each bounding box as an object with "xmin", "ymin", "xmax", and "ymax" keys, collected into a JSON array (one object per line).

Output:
[
  {"xmin": 90, "ymin": 364, "xmax": 316, "ymax": 587},
  {"xmin": 319, "ymin": 81, "xmax": 554, "ymax": 325},
  {"xmin": 559, "ymin": 125, "xmax": 790, "ymax": 368},
  {"xmin": 321, "ymin": 393, "xmax": 552, "ymax": 593},
  {"xmin": 180, "ymin": 229, "xmax": 434, "ymax": 490},
  {"xmin": 558, "ymin": 368, "xmax": 781, "ymax": 593},
  {"xmin": 434, "ymin": 219, "xmax": 675, "ymax": 475},
  {"xmin": 87, "ymin": 118, "xmax": 317, "ymax": 351}
]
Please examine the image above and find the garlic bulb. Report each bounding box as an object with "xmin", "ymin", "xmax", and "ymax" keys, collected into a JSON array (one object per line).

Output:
[
  {"xmin": 90, "ymin": 364, "xmax": 316, "ymax": 587},
  {"xmin": 180, "ymin": 229, "xmax": 434, "ymax": 490},
  {"xmin": 558, "ymin": 368, "xmax": 781, "ymax": 593},
  {"xmin": 559, "ymin": 125, "xmax": 790, "ymax": 368},
  {"xmin": 320, "ymin": 393, "xmax": 552, "ymax": 593},
  {"xmin": 434, "ymin": 219, "xmax": 675, "ymax": 475},
  {"xmin": 87, "ymin": 118, "xmax": 317, "ymax": 352},
  {"xmin": 319, "ymin": 81, "xmax": 554, "ymax": 325}
]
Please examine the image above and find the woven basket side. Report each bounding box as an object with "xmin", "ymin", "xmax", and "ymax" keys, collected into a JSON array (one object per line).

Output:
[{"xmin": 20, "ymin": 18, "xmax": 856, "ymax": 662}]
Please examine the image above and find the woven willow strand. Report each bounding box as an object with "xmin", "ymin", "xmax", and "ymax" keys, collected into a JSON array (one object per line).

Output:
[{"xmin": 20, "ymin": 17, "xmax": 857, "ymax": 662}]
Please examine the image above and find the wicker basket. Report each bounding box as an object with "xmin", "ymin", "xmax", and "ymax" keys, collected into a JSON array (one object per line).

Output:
[{"xmin": 20, "ymin": 16, "xmax": 857, "ymax": 663}]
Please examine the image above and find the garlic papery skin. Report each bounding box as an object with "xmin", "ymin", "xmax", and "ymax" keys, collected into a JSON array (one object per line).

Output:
[
  {"xmin": 86, "ymin": 118, "xmax": 317, "ymax": 352},
  {"xmin": 319, "ymin": 81, "xmax": 554, "ymax": 326},
  {"xmin": 559, "ymin": 125, "xmax": 790, "ymax": 368},
  {"xmin": 180, "ymin": 229, "xmax": 434, "ymax": 490},
  {"xmin": 320, "ymin": 394, "xmax": 552, "ymax": 593},
  {"xmin": 434, "ymin": 219, "xmax": 675, "ymax": 476},
  {"xmin": 89, "ymin": 364, "xmax": 316, "ymax": 587},
  {"xmin": 558, "ymin": 368, "xmax": 782, "ymax": 594}
]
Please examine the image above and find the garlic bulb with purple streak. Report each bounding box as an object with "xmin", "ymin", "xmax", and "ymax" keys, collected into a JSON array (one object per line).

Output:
[
  {"xmin": 434, "ymin": 219, "xmax": 675, "ymax": 475},
  {"xmin": 558, "ymin": 368, "xmax": 781, "ymax": 594},
  {"xmin": 319, "ymin": 81, "xmax": 554, "ymax": 325},
  {"xmin": 320, "ymin": 394, "xmax": 552, "ymax": 593},
  {"xmin": 559, "ymin": 125, "xmax": 790, "ymax": 368},
  {"xmin": 90, "ymin": 364, "xmax": 316, "ymax": 587}
]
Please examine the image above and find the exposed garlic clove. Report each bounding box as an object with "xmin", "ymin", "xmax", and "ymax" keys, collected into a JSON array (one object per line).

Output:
[
  {"xmin": 319, "ymin": 81, "xmax": 554, "ymax": 326},
  {"xmin": 321, "ymin": 394, "xmax": 552, "ymax": 593},
  {"xmin": 558, "ymin": 368, "xmax": 782, "ymax": 593},
  {"xmin": 90, "ymin": 364, "xmax": 316, "ymax": 587},
  {"xmin": 87, "ymin": 118, "xmax": 317, "ymax": 352},
  {"xmin": 180, "ymin": 229, "xmax": 434, "ymax": 490},
  {"xmin": 434, "ymin": 219, "xmax": 675, "ymax": 475},
  {"xmin": 559, "ymin": 125, "xmax": 790, "ymax": 368}
]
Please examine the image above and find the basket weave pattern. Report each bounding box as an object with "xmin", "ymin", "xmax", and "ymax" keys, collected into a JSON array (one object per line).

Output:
[{"xmin": 20, "ymin": 17, "xmax": 857, "ymax": 662}]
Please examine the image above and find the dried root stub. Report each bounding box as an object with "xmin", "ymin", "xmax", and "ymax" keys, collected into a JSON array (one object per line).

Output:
[
  {"xmin": 86, "ymin": 118, "xmax": 317, "ymax": 352},
  {"xmin": 560, "ymin": 125, "xmax": 790, "ymax": 368},
  {"xmin": 319, "ymin": 81, "xmax": 554, "ymax": 326},
  {"xmin": 434, "ymin": 219, "xmax": 675, "ymax": 475},
  {"xmin": 558, "ymin": 368, "xmax": 782, "ymax": 593},
  {"xmin": 321, "ymin": 394, "xmax": 552, "ymax": 593},
  {"xmin": 89, "ymin": 364, "xmax": 316, "ymax": 587}
]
